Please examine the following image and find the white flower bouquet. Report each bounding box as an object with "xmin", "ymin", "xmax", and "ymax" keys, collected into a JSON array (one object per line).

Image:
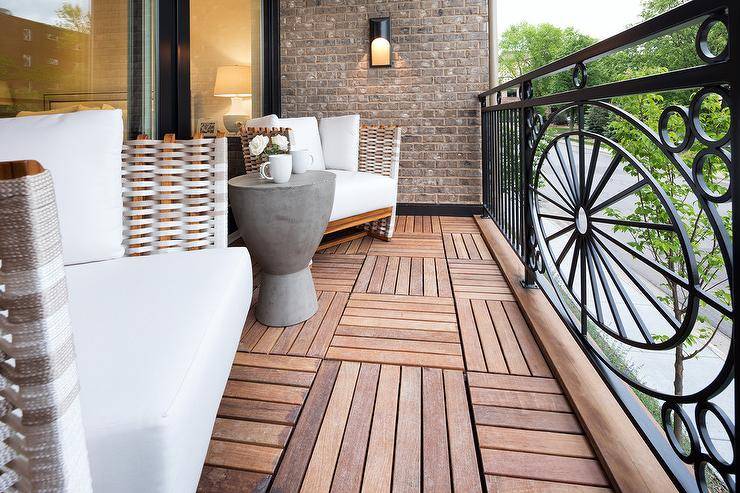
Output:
[{"xmin": 248, "ymin": 133, "xmax": 290, "ymax": 160}]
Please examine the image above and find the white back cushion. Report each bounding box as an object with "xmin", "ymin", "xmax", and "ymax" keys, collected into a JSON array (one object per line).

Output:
[
  {"xmin": 277, "ymin": 117, "xmax": 325, "ymax": 170},
  {"xmin": 0, "ymin": 110, "xmax": 124, "ymax": 265},
  {"xmin": 246, "ymin": 114, "xmax": 279, "ymax": 128},
  {"xmin": 319, "ymin": 115, "xmax": 360, "ymax": 172}
]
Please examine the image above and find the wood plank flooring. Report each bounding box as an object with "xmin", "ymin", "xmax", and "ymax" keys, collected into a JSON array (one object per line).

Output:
[{"xmin": 198, "ymin": 216, "xmax": 614, "ymax": 493}]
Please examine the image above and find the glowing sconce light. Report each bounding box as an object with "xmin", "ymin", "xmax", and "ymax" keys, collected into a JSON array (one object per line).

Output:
[{"xmin": 369, "ymin": 17, "xmax": 391, "ymax": 67}]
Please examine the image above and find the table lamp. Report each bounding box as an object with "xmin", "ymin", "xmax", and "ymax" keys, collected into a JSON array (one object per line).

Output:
[{"xmin": 214, "ymin": 65, "xmax": 252, "ymax": 132}]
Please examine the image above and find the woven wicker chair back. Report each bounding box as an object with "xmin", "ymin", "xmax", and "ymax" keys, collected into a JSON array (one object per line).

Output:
[{"xmin": 121, "ymin": 136, "xmax": 228, "ymax": 256}]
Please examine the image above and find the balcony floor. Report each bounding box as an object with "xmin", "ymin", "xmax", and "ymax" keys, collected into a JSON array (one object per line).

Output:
[{"xmin": 197, "ymin": 216, "xmax": 614, "ymax": 493}]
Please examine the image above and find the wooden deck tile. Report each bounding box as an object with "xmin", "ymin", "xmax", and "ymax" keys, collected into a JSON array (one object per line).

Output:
[
  {"xmin": 327, "ymin": 293, "xmax": 464, "ymax": 369},
  {"xmin": 368, "ymin": 235, "xmax": 445, "ymax": 258},
  {"xmin": 448, "ymin": 259, "xmax": 516, "ymax": 301},
  {"xmin": 353, "ymin": 256, "xmax": 452, "ymax": 297},
  {"xmin": 239, "ymin": 291, "xmax": 349, "ymax": 357},
  {"xmin": 311, "ymin": 253, "xmax": 364, "ymax": 292},
  {"xmin": 395, "ymin": 215, "xmax": 442, "ymax": 234},
  {"xmin": 197, "ymin": 354, "xmax": 322, "ymax": 491},
  {"xmin": 469, "ymin": 370, "xmax": 609, "ymax": 491},
  {"xmin": 443, "ymin": 232, "xmax": 493, "ymax": 260},
  {"xmin": 439, "ymin": 216, "xmax": 480, "ymax": 233}
]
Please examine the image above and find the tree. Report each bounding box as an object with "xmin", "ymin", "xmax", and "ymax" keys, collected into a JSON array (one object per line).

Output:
[{"xmin": 55, "ymin": 2, "xmax": 91, "ymax": 34}]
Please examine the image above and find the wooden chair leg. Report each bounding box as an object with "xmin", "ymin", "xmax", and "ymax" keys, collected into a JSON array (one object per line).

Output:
[{"xmin": 365, "ymin": 216, "xmax": 394, "ymax": 241}]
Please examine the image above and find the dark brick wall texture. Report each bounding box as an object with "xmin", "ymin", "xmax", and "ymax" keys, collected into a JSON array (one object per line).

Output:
[{"xmin": 280, "ymin": 0, "xmax": 489, "ymax": 204}]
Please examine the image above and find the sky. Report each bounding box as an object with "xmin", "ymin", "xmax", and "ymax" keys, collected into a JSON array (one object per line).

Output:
[
  {"xmin": 496, "ymin": 0, "xmax": 644, "ymax": 41},
  {"xmin": 0, "ymin": 0, "xmax": 73, "ymax": 25}
]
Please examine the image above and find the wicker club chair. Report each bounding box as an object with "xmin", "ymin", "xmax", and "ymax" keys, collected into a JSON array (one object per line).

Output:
[
  {"xmin": 240, "ymin": 124, "xmax": 401, "ymax": 241},
  {"xmin": 0, "ymin": 134, "xmax": 229, "ymax": 491}
]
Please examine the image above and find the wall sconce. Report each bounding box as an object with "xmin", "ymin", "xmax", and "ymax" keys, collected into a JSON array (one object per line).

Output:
[{"xmin": 369, "ymin": 17, "xmax": 391, "ymax": 67}]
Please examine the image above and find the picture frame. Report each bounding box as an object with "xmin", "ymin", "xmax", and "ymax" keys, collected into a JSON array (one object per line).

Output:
[{"xmin": 197, "ymin": 118, "xmax": 218, "ymax": 137}]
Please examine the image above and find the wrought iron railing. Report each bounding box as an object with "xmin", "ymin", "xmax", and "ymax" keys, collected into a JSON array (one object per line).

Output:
[{"xmin": 479, "ymin": 1, "xmax": 736, "ymax": 491}]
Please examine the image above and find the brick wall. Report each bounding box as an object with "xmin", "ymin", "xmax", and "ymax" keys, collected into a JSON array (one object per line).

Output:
[{"xmin": 280, "ymin": 0, "xmax": 488, "ymax": 204}]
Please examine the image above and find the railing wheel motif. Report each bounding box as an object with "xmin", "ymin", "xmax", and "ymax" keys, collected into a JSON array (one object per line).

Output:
[{"xmin": 532, "ymin": 129, "xmax": 698, "ymax": 351}]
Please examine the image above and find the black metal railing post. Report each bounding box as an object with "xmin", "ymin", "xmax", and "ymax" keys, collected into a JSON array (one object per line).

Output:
[
  {"xmin": 520, "ymin": 84, "xmax": 537, "ymax": 288},
  {"xmin": 480, "ymin": 96, "xmax": 491, "ymax": 217}
]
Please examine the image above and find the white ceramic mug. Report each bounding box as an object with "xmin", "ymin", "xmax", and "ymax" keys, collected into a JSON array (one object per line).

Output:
[
  {"xmin": 290, "ymin": 149, "xmax": 314, "ymax": 174},
  {"xmin": 260, "ymin": 154, "xmax": 292, "ymax": 184}
]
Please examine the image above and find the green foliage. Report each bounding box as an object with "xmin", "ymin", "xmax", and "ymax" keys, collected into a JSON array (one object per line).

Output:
[{"xmin": 498, "ymin": 22, "xmax": 596, "ymax": 96}]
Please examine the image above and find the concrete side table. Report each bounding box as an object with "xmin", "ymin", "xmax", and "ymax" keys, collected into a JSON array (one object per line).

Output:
[{"xmin": 229, "ymin": 170, "xmax": 336, "ymax": 326}]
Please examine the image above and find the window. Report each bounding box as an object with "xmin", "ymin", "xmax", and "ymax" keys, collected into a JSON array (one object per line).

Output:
[
  {"xmin": 0, "ymin": 1, "xmax": 156, "ymax": 138},
  {"xmin": 190, "ymin": 0, "xmax": 264, "ymax": 135}
]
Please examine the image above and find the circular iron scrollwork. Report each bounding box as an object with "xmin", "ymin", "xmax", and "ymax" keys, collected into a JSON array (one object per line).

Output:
[
  {"xmin": 531, "ymin": 130, "xmax": 698, "ymax": 352},
  {"xmin": 695, "ymin": 12, "xmax": 729, "ymax": 64},
  {"xmin": 572, "ymin": 62, "xmax": 587, "ymax": 89},
  {"xmin": 658, "ymin": 105, "xmax": 694, "ymax": 153}
]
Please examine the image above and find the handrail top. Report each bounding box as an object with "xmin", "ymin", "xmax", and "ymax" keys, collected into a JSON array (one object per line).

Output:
[{"xmin": 479, "ymin": 0, "xmax": 727, "ymax": 100}]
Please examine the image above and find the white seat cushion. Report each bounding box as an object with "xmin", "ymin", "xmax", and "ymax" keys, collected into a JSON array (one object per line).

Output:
[
  {"xmin": 319, "ymin": 114, "xmax": 360, "ymax": 172},
  {"xmin": 328, "ymin": 170, "xmax": 396, "ymax": 221},
  {"xmin": 277, "ymin": 116, "xmax": 325, "ymax": 170},
  {"xmin": 66, "ymin": 248, "xmax": 252, "ymax": 493},
  {"xmin": 0, "ymin": 110, "xmax": 124, "ymax": 265}
]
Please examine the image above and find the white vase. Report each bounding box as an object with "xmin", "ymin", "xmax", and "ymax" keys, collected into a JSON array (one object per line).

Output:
[{"xmin": 260, "ymin": 154, "xmax": 292, "ymax": 183}]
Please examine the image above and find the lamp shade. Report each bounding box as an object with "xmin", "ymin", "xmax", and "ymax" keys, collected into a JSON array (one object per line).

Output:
[{"xmin": 214, "ymin": 65, "xmax": 252, "ymax": 97}]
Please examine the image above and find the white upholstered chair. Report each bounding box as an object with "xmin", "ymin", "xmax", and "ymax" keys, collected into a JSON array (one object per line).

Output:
[
  {"xmin": 241, "ymin": 115, "xmax": 402, "ymax": 241},
  {"xmin": 0, "ymin": 110, "xmax": 252, "ymax": 492}
]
